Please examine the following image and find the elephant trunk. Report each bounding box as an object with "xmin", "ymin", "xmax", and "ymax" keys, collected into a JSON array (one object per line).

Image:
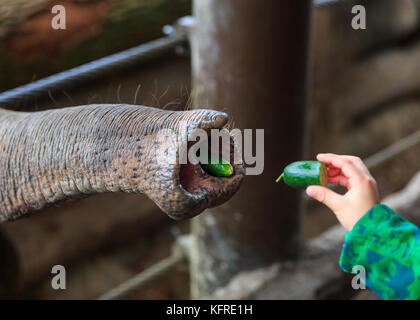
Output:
[{"xmin": 0, "ymin": 104, "xmax": 244, "ymax": 222}]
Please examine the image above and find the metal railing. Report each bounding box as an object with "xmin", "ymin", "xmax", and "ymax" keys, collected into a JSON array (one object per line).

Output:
[
  {"xmin": 0, "ymin": 34, "xmax": 187, "ymax": 108},
  {"xmin": 0, "ymin": 0, "xmax": 348, "ymax": 108},
  {"xmin": 314, "ymin": 0, "xmax": 350, "ymax": 7},
  {"xmin": 98, "ymin": 235, "xmax": 191, "ymax": 300}
]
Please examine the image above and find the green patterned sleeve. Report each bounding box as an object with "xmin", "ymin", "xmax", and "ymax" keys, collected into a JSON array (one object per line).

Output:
[{"xmin": 339, "ymin": 204, "xmax": 420, "ymax": 300}]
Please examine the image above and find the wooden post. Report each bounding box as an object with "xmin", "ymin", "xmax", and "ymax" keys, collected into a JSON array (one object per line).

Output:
[{"xmin": 190, "ymin": 0, "xmax": 312, "ymax": 298}]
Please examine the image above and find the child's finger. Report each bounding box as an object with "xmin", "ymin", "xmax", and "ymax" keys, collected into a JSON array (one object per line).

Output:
[
  {"xmin": 317, "ymin": 153, "xmax": 364, "ymax": 184},
  {"xmin": 328, "ymin": 175, "xmax": 350, "ymax": 189},
  {"xmin": 328, "ymin": 175, "xmax": 349, "ymax": 188},
  {"xmin": 317, "ymin": 153, "xmax": 339, "ymax": 166},
  {"xmin": 306, "ymin": 185, "xmax": 343, "ymax": 212},
  {"xmin": 339, "ymin": 155, "xmax": 370, "ymax": 175},
  {"xmin": 328, "ymin": 167, "xmax": 341, "ymax": 177}
]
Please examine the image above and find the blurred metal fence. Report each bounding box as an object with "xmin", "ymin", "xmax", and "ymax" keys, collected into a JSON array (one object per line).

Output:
[
  {"xmin": 0, "ymin": 0, "xmax": 348, "ymax": 108},
  {"xmin": 0, "ymin": 34, "xmax": 187, "ymax": 108}
]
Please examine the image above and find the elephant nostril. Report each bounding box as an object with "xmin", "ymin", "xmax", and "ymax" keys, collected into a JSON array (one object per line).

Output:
[
  {"xmin": 179, "ymin": 162, "xmax": 203, "ymax": 194},
  {"xmin": 178, "ymin": 127, "xmax": 241, "ymax": 196}
]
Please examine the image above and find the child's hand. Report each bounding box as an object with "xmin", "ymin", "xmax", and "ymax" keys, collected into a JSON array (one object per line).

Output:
[{"xmin": 306, "ymin": 153, "xmax": 380, "ymax": 231}]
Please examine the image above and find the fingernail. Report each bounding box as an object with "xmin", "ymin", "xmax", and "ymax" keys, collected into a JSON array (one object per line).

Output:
[{"xmin": 306, "ymin": 187, "xmax": 317, "ymax": 198}]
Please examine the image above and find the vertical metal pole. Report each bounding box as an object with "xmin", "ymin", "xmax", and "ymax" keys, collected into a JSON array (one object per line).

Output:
[{"xmin": 190, "ymin": 0, "xmax": 312, "ymax": 298}]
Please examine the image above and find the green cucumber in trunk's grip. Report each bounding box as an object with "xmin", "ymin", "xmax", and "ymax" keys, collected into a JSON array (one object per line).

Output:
[
  {"xmin": 276, "ymin": 161, "xmax": 327, "ymax": 188},
  {"xmin": 200, "ymin": 154, "xmax": 234, "ymax": 177}
]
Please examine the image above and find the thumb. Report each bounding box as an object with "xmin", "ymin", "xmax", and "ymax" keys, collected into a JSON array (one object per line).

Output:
[{"xmin": 306, "ymin": 186, "xmax": 342, "ymax": 212}]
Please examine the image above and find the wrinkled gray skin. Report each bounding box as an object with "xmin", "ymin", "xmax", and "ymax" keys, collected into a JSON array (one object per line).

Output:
[{"xmin": 0, "ymin": 104, "xmax": 244, "ymax": 222}]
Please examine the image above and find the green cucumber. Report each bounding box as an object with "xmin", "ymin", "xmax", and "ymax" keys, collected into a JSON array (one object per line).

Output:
[
  {"xmin": 200, "ymin": 154, "xmax": 234, "ymax": 177},
  {"xmin": 276, "ymin": 161, "xmax": 327, "ymax": 189}
]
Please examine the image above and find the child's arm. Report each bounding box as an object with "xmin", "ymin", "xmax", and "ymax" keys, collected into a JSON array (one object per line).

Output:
[{"xmin": 306, "ymin": 153, "xmax": 420, "ymax": 300}]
